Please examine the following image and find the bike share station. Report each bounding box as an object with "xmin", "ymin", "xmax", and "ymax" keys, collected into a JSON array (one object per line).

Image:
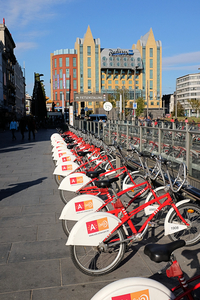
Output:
[{"xmin": 51, "ymin": 112, "xmax": 200, "ymax": 300}]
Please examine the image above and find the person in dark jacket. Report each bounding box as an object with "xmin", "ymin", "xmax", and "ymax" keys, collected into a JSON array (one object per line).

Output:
[
  {"xmin": 19, "ymin": 116, "xmax": 27, "ymax": 140},
  {"xmin": 27, "ymin": 116, "xmax": 36, "ymax": 140}
]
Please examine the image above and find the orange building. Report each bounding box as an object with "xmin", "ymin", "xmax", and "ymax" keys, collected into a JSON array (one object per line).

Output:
[{"xmin": 50, "ymin": 49, "xmax": 78, "ymax": 111}]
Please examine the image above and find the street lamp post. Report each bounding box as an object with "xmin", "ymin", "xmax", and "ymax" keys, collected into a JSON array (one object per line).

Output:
[{"xmin": 123, "ymin": 84, "xmax": 125, "ymax": 121}]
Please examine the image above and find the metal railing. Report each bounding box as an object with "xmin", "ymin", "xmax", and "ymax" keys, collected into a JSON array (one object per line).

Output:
[{"xmin": 74, "ymin": 119, "xmax": 200, "ymax": 192}]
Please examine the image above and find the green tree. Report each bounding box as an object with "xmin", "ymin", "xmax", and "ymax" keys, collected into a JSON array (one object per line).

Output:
[
  {"xmin": 31, "ymin": 73, "xmax": 47, "ymax": 121},
  {"xmin": 187, "ymin": 99, "xmax": 200, "ymax": 116},
  {"xmin": 172, "ymin": 102, "xmax": 185, "ymax": 117},
  {"xmin": 135, "ymin": 97, "xmax": 145, "ymax": 117}
]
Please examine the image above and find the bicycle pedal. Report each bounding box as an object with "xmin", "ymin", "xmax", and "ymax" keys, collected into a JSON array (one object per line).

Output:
[{"xmin": 148, "ymin": 222, "xmax": 156, "ymax": 227}]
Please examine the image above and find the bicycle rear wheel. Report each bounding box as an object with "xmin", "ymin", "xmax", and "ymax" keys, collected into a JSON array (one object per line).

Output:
[
  {"xmin": 168, "ymin": 203, "xmax": 200, "ymax": 246},
  {"xmin": 54, "ymin": 174, "xmax": 64, "ymax": 186},
  {"xmin": 62, "ymin": 206, "xmax": 108, "ymax": 236},
  {"xmin": 70, "ymin": 227, "xmax": 126, "ymax": 276}
]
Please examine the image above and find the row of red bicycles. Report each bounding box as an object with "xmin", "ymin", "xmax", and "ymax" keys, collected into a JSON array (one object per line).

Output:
[{"xmin": 51, "ymin": 126, "xmax": 200, "ymax": 299}]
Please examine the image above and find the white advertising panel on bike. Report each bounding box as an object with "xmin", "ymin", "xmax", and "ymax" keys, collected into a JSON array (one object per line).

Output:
[
  {"xmin": 58, "ymin": 172, "xmax": 91, "ymax": 192},
  {"xmin": 90, "ymin": 277, "xmax": 175, "ymax": 300},
  {"xmin": 53, "ymin": 150, "xmax": 72, "ymax": 161},
  {"xmin": 53, "ymin": 162, "xmax": 80, "ymax": 176},
  {"xmin": 56, "ymin": 154, "xmax": 77, "ymax": 165},
  {"xmin": 60, "ymin": 194, "xmax": 105, "ymax": 220},
  {"xmin": 66, "ymin": 212, "xmax": 121, "ymax": 246}
]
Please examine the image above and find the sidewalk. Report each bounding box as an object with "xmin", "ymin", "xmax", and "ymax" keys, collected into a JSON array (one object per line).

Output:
[{"xmin": 0, "ymin": 128, "xmax": 199, "ymax": 300}]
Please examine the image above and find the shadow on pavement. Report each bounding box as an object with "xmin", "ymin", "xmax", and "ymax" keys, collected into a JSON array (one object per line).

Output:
[{"xmin": 0, "ymin": 177, "xmax": 48, "ymax": 201}]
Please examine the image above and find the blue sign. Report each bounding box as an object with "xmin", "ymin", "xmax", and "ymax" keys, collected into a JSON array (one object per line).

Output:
[{"xmin": 133, "ymin": 103, "xmax": 137, "ymax": 109}]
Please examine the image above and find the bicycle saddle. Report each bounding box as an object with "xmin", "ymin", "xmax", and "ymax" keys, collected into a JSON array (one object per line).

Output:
[
  {"xmin": 77, "ymin": 151, "xmax": 91, "ymax": 157},
  {"xmin": 67, "ymin": 144, "xmax": 78, "ymax": 149},
  {"xmin": 94, "ymin": 177, "xmax": 119, "ymax": 188},
  {"xmin": 144, "ymin": 240, "xmax": 185, "ymax": 263},
  {"xmin": 86, "ymin": 169, "xmax": 106, "ymax": 179}
]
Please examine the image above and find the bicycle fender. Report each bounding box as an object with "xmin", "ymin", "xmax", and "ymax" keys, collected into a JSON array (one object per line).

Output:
[
  {"xmin": 66, "ymin": 212, "xmax": 121, "ymax": 246},
  {"xmin": 164, "ymin": 199, "xmax": 190, "ymax": 236},
  {"xmin": 90, "ymin": 277, "xmax": 175, "ymax": 300},
  {"xmin": 59, "ymin": 194, "xmax": 105, "ymax": 221},
  {"xmin": 122, "ymin": 171, "xmax": 140, "ymax": 191},
  {"xmin": 53, "ymin": 162, "xmax": 79, "ymax": 176},
  {"xmin": 56, "ymin": 154, "xmax": 77, "ymax": 166},
  {"xmin": 144, "ymin": 186, "xmax": 165, "ymax": 216},
  {"xmin": 51, "ymin": 133, "xmax": 63, "ymax": 144},
  {"xmin": 53, "ymin": 150, "xmax": 72, "ymax": 161},
  {"xmin": 52, "ymin": 144, "xmax": 67, "ymax": 153},
  {"xmin": 58, "ymin": 172, "xmax": 91, "ymax": 192}
]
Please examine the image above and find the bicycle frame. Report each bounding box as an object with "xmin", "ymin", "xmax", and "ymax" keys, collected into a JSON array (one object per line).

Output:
[{"xmin": 102, "ymin": 192, "xmax": 190, "ymax": 244}]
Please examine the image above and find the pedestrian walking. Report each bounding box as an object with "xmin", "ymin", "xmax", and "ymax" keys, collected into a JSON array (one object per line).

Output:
[
  {"xmin": 19, "ymin": 116, "xmax": 27, "ymax": 140},
  {"xmin": 27, "ymin": 116, "xmax": 36, "ymax": 140},
  {"xmin": 10, "ymin": 118, "xmax": 17, "ymax": 140}
]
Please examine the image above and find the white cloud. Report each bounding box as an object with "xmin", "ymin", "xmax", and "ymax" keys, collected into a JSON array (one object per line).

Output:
[
  {"xmin": 1, "ymin": 0, "xmax": 70, "ymax": 27},
  {"xmin": 163, "ymin": 51, "xmax": 200, "ymax": 71},
  {"xmin": 15, "ymin": 41, "xmax": 38, "ymax": 53}
]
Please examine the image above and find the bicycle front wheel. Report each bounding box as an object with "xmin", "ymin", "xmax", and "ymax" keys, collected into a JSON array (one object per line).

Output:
[
  {"xmin": 123, "ymin": 172, "xmax": 148, "ymax": 199},
  {"xmin": 168, "ymin": 203, "xmax": 200, "ymax": 246},
  {"xmin": 70, "ymin": 227, "xmax": 126, "ymax": 276}
]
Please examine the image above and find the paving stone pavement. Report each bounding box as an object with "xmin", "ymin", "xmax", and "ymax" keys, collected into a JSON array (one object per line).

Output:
[{"xmin": 0, "ymin": 128, "xmax": 200, "ymax": 300}]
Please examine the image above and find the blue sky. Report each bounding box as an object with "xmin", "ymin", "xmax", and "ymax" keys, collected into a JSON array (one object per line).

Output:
[{"xmin": 1, "ymin": 0, "xmax": 200, "ymax": 99}]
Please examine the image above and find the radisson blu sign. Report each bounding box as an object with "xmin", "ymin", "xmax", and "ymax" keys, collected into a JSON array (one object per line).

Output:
[{"xmin": 101, "ymin": 48, "xmax": 143, "ymax": 70}]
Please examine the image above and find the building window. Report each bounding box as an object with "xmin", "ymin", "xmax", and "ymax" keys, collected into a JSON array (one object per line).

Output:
[
  {"xmin": 73, "ymin": 69, "xmax": 76, "ymax": 78},
  {"xmin": 102, "ymin": 80, "xmax": 105, "ymax": 84},
  {"xmin": 59, "ymin": 58, "xmax": 62, "ymax": 67},
  {"xmin": 55, "ymin": 69, "xmax": 57, "ymax": 77},
  {"xmin": 73, "ymin": 80, "xmax": 77, "ymax": 89},
  {"xmin": 87, "ymin": 46, "xmax": 91, "ymax": 56},
  {"xmin": 122, "ymin": 80, "xmax": 125, "ymax": 85},
  {"xmin": 88, "ymin": 79, "xmax": 91, "ymax": 89},
  {"xmin": 88, "ymin": 68, "xmax": 91, "ymax": 78},
  {"xmin": 54, "ymin": 58, "xmax": 57, "ymax": 68},
  {"xmin": 87, "ymin": 57, "xmax": 91, "ymax": 67},
  {"xmin": 150, "ymin": 80, "xmax": 153, "ymax": 89},
  {"xmin": 66, "ymin": 69, "xmax": 70, "ymax": 78},
  {"xmin": 60, "ymin": 80, "xmax": 63, "ymax": 89},
  {"xmin": 59, "ymin": 69, "xmax": 62, "ymax": 78},
  {"xmin": 129, "ymin": 80, "xmax": 132, "ymax": 85},
  {"xmin": 55, "ymin": 92, "xmax": 57, "ymax": 100},
  {"xmin": 150, "ymin": 59, "xmax": 153, "ymax": 68},
  {"xmin": 150, "ymin": 70, "xmax": 153, "ymax": 79},
  {"xmin": 73, "ymin": 57, "xmax": 76, "ymax": 67},
  {"xmin": 88, "ymin": 102, "xmax": 92, "ymax": 106},
  {"xmin": 108, "ymin": 80, "xmax": 112, "ymax": 84},
  {"xmin": 108, "ymin": 86, "xmax": 112, "ymax": 90},
  {"xmin": 150, "ymin": 48, "xmax": 153, "ymax": 57},
  {"xmin": 66, "ymin": 57, "xmax": 69, "ymax": 67},
  {"xmin": 66, "ymin": 80, "xmax": 70, "ymax": 89},
  {"xmin": 60, "ymin": 92, "xmax": 63, "ymax": 100},
  {"xmin": 150, "ymin": 91, "xmax": 153, "ymax": 100},
  {"xmin": 115, "ymin": 80, "xmax": 118, "ymax": 84},
  {"xmin": 151, "ymin": 102, "xmax": 154, "ymax": 105}
]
